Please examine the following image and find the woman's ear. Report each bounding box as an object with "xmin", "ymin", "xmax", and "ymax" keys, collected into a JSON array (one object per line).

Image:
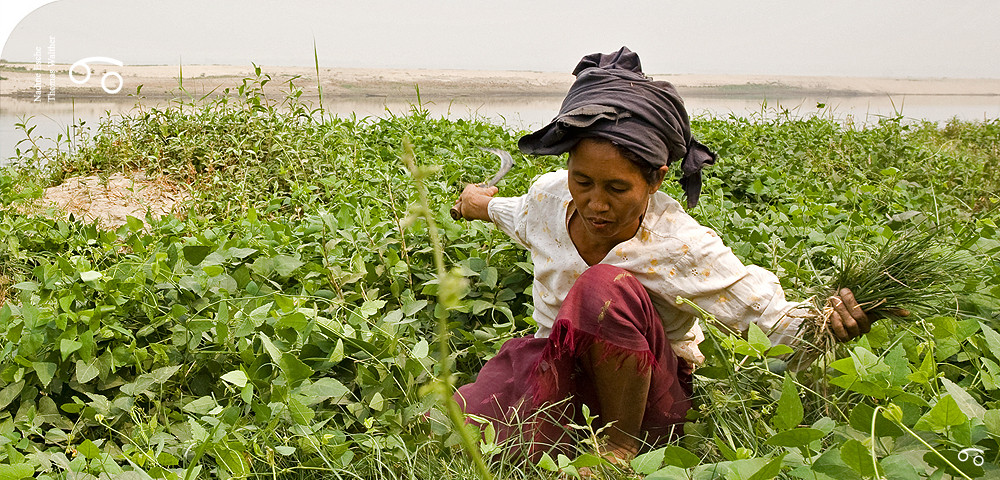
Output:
[{"xmin": 649, "ymin": 165, "xmax": 670, "ymax": 193}]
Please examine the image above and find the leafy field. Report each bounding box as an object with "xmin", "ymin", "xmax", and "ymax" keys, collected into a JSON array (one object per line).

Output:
[{"xmin": 1, "ymin": 71, "xmax": 998, "ymax": 479}]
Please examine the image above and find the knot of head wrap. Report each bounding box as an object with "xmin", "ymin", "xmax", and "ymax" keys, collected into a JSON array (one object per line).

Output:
[{"xmin": 518, "ymin": 46, "xmax": 717, "ymax": 208}]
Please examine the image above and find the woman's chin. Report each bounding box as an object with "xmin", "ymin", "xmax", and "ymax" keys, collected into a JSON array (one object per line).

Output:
[{"xmin": 584, "ymin": 221, "xmax": 624, "ymax": 239}]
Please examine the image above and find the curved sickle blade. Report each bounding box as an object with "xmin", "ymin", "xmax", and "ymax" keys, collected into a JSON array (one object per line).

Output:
[{"xmin": 479, "ymin": 147, "xmax": 515, "ymax": 187}]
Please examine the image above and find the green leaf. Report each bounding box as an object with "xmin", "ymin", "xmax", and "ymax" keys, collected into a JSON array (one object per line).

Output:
[
  {"xmin": 747, "ymin": 322, "xmax": 771, "ymax": 354},
  {"xmin": 713, "ymin": 434, "xmax": 738, "ymax": 461},
  {"xmin": 0, "ymin": 463, "xmax": 35, "ymax": 479},
  {"xmin": 228, "ymin": 247, "xmax": 257, "ymax": 259},
  {"xmin": 287, "ymin": 396, "xmax": 314, "ymax": 425},
  {"xmin": 149, "ymin": 365, "xmax": 181, "ymax": 383},
  {"xmin": 78, "ymin": 439, "xmax": 101, "ymax": 459},
  {"xmin": 183, "ymin": 396, "xmax": 219, "ymax": 415},
  {"xmin": 76, "ymin": 359, "xmax": 100, "ymax": 383},
  {"xmin": 12, "ymin": 281, "xmax": 38, "ymax": 292},
  {"xmin": 183, "ymin": 245, "xmax": 213, "ymax": 265},
  {"xmin": 248, "ymin": 302, "xmax": 273, "ymax": 327},
  {"xmin": 241, "ymin": 383, "xmax": 254, "ymax": 404},
  {"xmin": 155, "ymin": 451, "xmax": 178, "ymax": 466},
  {"xmin": 767, "ymin": 344, "xmax": 794, "ymax": 357},
  {"xmin": 981, "ymin": 322, "xmax": 1000, "ymax": 360},
  {"xmin": 914, "ymin": 395, "xmax": 968, "ymax": 433},
  {"xmin": 125, "ymin": 215, "xmax": 144, "ymax": 231},
  {"xmin": 772, "ymin": 373, "xmax": 803, "ymax": 431},
  {"xmin": 359, "ymin": 299, "xmax": 387, "ymax": 318},
  {"xmin": 214, "ymin": 446, "xmax": 251, "ymax": 476},
  {"xmin": 412, "ymin": 339, "xmax": 429, "ymax": 358},
  {"xmin": 725, "ymin": 458, "xmax": 772, "ymax": 479},
  {"xmin": 59, "ymin": 339, "xmax": 82, "ymax": 361},
  {"xmin": 0, "ymin": 380, "xmax": 25, "ymax": 410},
  {"xmin": 79, "ymin": 270, "xmax": 103, "ymax": 282},
  {"xmin": 570, "ymin": 453, "xmax": 602, "ymax": 468},
  {"xmin": 985, "ymin": 409, "xmax": 1000, "ymax": 436},
  {"xmin": 645, "ymin": 466, "xmax": 689, "ymax": 480},
  {"xmin": 259, "ymin": 332, "xmax": 282, "ymax": 363},
  {"xmin": 631, "ymin": 447, "xmax": 666, "ymax": 474},
  {"xmin": 883, "ymin": 343, "xmax": 911, "ymax": 386},
  {"xmin": 812, "ymin": 416, "xmax": 837, "ymax": 435},
  {"xmin": 763, "ymin": 427, "xmax": 824, "ymax": 447},
  {"xmin": 537, "ymin": 452, "xmax": 558, "ymax": 472},
  {"xmin": 849, "ymin": 403, "xmax": 903, "ymax": 438},
  {"xmin": 384, "ymin": 309, "xmax": 404, "ymax": 324},
  {"xmin": 299, "ymin": 377, "xmax": 350, "ymax": 404},
  {"xmin": 907, "ymin": 351, "xmax": 937, "ymax": 385},
  {"xmin": 747, "ymin": 453, "xmax": 786, "ymax": 480},
  {"xmin": 850, "ymin": 346, "xmax": 890, "ymax": 382},
  {"xmin": 880, "ymin": 454, "xmax": 923, "ymax": 480},
  {"xmin": 122, "ymin": 366, "xmax": 181, "ymax": 395},
  {"xmin": 329, "ymin": 339, "xmax": 345, "ymax": 364},
  {"xmin": 273, "ymin": 254, "xmax": 305, "ymax": 277},
  {"xmin": 21, "ymin": 304, "xmax": 40, "ymax": 328},
  {"xmin": 276, "ymin": 311, "xmax": 309, "ymax": 331},
  {"xmin": 812, "ymin": 446, "xmax": 862, "ymax": 480},
  {"xmin": 202, "ymin": 264, "xmax": 225, "ymax": 277},
  {"xmin": 480, "ymin": 266, "xmax": 498, "ymax": 289},
  {"xmin": 660, "ymin": 445, "xmax": 700, "ymax": 469},
  {"xmin": 924, "ymin": 449, "xmax": 985, "ymax": 478},
  {"xmin": 274, "ymin": 446, "xmax": 296, "ymax": 456},
  {"xmin": 32, "ymin": 362, "xmax": 56, "ymax": 386},
  {"xmin": 221, "ymin": 370, "xmax": 249, "ymax": 388},
  {"xmin": 940, "ymin": 377, "xmax": 986, "ymax": 419},
  {"xmin": 402, "ymin": 299, "xmax": 428, "ymax": 316},
  {"xmin": 279, "ymin": 353, "xmax": 313, "ymax": 386},
  {"xmin": 369, "ymin": 391, "xmax": 385, "ymax": 411},
  {"xmin": 840, "ymin": 439, "xmax": 878, "ymax": 477}
]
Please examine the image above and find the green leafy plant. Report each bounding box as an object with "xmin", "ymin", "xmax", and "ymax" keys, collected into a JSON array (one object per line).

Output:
[
  {"xmin": 0, "ymin": 66, "xmax": 996, "ymax": 479},
  {"xmin": 800, "ymin": 225, "xmax": 974, "ymax": 354}
]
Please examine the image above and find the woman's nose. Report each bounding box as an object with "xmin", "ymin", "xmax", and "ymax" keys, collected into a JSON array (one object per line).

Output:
[{"xmin": 589, "ymin": 195, "xmax": 610, "ymax": 213}]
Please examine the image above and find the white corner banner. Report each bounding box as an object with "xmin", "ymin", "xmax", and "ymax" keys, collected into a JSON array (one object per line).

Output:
[{"xmin": 1, "ymin": 0, "xmax": 61, "ymax": 56}]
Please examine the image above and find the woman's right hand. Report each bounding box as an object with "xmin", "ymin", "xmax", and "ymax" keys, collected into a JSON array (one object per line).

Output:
[{"xmin": 452, "ymin": 184, "xmax": 499, "ymax": 221}]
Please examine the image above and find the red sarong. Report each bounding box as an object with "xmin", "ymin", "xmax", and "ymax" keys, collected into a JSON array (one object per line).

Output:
[{"xmin": 454, "ymin": 264, "xmax": 692, "ymax": 459}]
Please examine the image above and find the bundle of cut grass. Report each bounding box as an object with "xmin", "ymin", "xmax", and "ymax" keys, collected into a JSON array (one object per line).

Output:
[{"xmin": 798, "ymin": 225, "xmax": 968, "ymax": 355}]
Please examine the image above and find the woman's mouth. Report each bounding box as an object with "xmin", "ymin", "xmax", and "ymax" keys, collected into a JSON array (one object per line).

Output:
[{"xmin": 587, "ymin": 217, "xmax": 613, "ymax": 229}]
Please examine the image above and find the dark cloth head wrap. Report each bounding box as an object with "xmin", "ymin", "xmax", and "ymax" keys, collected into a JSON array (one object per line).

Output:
[{"xmin": 518, "ymin": 46, "xmax": 717, "ymax": 208}]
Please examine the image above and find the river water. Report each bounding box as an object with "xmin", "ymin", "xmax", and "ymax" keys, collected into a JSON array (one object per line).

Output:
[{"xmin": 3, "ymin": 93, "xmax": 999, "ymax": 166}]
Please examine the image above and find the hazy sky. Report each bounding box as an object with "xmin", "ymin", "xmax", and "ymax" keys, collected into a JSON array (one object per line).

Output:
[{"xmin": 3, "ymin": 0, "xmax": 1000, "ymax": 78}]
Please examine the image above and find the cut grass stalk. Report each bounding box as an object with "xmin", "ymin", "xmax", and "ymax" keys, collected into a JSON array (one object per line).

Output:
[{"xmin": 800, "ymin": 225, "xmax": 968, "ymax": 354}]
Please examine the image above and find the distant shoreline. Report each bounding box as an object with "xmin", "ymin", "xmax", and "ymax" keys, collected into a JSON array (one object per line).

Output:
[{"xmin": 2, "ymin": 63, "xmax": 999, "ymax": 100}]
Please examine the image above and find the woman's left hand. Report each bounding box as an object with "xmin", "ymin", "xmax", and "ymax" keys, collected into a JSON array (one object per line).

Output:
[{"xmin": 827, "ymin": 288, "xmax": 871, "ymax": 342}]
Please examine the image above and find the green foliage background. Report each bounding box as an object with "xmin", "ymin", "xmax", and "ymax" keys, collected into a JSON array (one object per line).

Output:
[{"xmin": 1, "ymin": 71, "xmax": 998, "ymax": 479}]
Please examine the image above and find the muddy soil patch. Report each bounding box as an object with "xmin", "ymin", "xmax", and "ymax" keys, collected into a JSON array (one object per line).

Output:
[{"xmin": 35, "ymin": 173, "xmax": 191, "ymax": 228}]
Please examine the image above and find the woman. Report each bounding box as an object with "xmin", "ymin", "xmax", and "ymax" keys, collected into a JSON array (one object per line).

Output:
[{"xmin": 450, "ymin": 47, "xmax": 870, "ymax": 464}]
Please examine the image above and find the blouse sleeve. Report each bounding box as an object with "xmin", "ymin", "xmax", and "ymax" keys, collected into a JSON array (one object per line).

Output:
[
  {"xmin": 644, "ymin": 216, "xmax": 815, "ymax": 354},
  {"xmin": 487, "ymin": 194, "xmax": 530, "ymax": 249},
  {"xmin": 486, "ymin": 171, "xmax": 568, "ymax": 250}
]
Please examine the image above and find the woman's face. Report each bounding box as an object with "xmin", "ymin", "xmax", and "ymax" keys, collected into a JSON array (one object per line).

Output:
[{"xmin": 567, "ymin": 138, "xmax": 665, "ymax": 245}]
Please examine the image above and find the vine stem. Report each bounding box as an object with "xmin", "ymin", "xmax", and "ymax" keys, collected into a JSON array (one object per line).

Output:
[
  {"xmin": 876, "ymin": 405, "xmax": 973, "ymax": 480},
  {"xmin": 401, "ymin": 139, "xmax": 493, "ymax": 480}
]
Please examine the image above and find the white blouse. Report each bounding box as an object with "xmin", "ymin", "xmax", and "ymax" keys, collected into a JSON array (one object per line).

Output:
[{"xmin": 487, "ymin": 170, "xmax": 812, "ymax": 365}]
